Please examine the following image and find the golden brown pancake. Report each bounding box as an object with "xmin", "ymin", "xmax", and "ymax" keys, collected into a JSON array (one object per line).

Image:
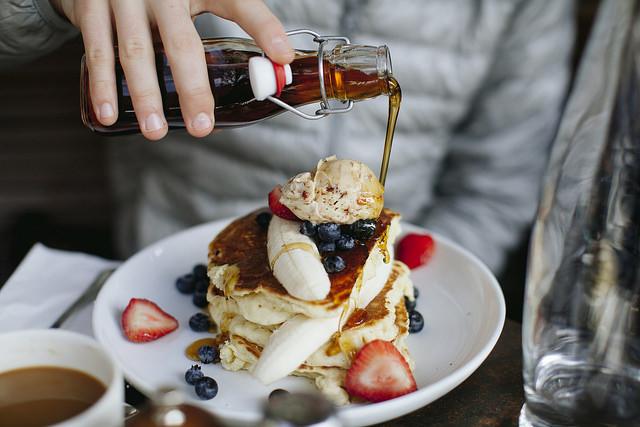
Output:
[{"xmin": 208, "ymin": 208, "xmax": 398, "ymax": 310}]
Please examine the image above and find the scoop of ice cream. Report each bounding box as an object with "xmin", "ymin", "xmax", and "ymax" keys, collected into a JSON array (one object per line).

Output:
[{"xmin": 279, "ymin": 156, "xmax": 384, "ymax": 224}]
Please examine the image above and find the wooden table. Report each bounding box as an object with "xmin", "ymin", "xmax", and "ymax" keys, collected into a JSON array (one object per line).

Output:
[
  {"xmin": 125, "ymin": 319, "xmax": 523, "ymax": 426},
  {"xmin": 378, "ymin": 319, "xmax": 523, "ymax": 426}
]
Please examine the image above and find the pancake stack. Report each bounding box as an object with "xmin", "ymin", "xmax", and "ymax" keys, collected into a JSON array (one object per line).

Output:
[{"xmin": 206, "ymin": 208, "xmax": 415, "ymax": 404}]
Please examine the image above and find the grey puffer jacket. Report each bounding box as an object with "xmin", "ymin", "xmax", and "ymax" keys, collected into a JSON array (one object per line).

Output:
[{"xmin": 1, "ymin": 0, "xmax": 574, "ymax": 273}]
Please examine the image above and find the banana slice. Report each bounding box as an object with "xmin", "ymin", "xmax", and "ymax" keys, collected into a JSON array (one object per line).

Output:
[
  {"xmin": 355, "ymin": 245, "xmax": 395, "ymax": 308},
  {"xmin": 267, "ymin": 216, "xmax": 330, "ymax": 301},
  {"xmin": 252, "ymin": 314, "xmax": 340, "ymax": 384}
]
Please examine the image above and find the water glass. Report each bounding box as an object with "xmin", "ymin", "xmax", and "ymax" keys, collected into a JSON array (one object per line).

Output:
[{"xmin": 521, "ymin": 1, "xmax": 640, "ymax": 425}]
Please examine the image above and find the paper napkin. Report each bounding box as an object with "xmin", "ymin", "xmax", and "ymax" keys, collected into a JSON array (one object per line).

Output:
[{"xmin": 0, "ymin": 243, "xmax": 120, "ymax": 335}]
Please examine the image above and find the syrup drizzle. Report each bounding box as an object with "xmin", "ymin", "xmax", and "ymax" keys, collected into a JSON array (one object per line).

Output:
[{"xmin": 379, "ymin": 76, "xmax": 401, "ymax": 186}]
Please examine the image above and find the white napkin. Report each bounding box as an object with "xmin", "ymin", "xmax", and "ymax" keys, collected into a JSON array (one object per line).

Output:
[{"xmin": 0, "ymin": 243, "xmax": 120, "ymax": 335}]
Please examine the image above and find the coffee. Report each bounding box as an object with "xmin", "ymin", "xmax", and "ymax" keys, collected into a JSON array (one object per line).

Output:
[{"xmin": 0, "ymin": 366, "xmax": 106, "ymax": 427}]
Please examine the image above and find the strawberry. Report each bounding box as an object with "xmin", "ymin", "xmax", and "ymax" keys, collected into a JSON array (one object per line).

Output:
[
  {"xmin": 396, "ymin": 233, "xmax": 435, "ymax": 269},
  {"xmin": 345, "ymin": 340, "xmax": 417, "ymax": 402},
  {"xmin": 121, "ymin": 298, "xmax": 179, "ymax": 343},
  {"xmin": 268, "ymin": 185, "xmax": 298, "ymax": 220}
]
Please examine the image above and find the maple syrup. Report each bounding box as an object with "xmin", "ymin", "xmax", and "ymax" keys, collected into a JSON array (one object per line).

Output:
[
  {"xmin": 184, "ymin": 336, "xmax": 226, "ymax": 361},
  {"xmin": 379, "ymin": 77, "xmax": 401, "ymax": 185}
]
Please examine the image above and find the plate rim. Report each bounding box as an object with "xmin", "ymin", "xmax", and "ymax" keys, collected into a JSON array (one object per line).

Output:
[{"xmin": 93, "ymin": 217, "xmax": 506, "ymax": 426}]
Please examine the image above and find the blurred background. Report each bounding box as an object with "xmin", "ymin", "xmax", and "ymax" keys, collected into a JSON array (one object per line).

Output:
[{"xmin": 0, "ymin": 0, "xmax": 600, "ymax": 322}]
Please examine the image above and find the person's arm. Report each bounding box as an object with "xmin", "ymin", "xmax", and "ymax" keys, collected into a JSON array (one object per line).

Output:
[
  {"xmin": 423, "ymin": 0, "xmax": 575, "ymax": 273},
  {"xmin": 0, "ymin": 0, "xmax": 77, "ymax": 69}
]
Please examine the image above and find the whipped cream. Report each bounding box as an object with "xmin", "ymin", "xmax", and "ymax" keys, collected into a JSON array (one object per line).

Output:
[{"xmin": 279, "ymin": 156, "xmax": 384, "ymax": 224}]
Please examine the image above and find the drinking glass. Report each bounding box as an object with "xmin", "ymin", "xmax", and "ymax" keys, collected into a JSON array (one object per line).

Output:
[{"xmin": 521, "ymin": 1, "xmax": 640, "ymax": 425}]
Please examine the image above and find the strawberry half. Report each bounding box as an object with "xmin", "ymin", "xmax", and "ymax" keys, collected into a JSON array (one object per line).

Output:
[
  {"xmin": 345, "ymin": 340, "xmax": 417, "ymax": 402},
  {"xmin": 268, "ymin": 185, "xmax": 298, "ymax": 220},
  {"xmin": 121, "ymin": 298, "xmax": 179, "ymax": 343},
  {"xmin": 396, "ymin": 233, "xmax": 435, "ymax": 269}
]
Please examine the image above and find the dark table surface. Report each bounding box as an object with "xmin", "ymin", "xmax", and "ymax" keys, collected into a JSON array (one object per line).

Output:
[{"xmin": 378, "ymin": 319, "xmax": 523, "ymax": 427}]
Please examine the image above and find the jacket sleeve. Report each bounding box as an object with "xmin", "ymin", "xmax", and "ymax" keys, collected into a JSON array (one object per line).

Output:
[
  {"xmin": 0, "ymin": 0, "xmax": 77, "ymax": 69},
  {"xmin": 422, "ymin": 0, "xmax": 574, "ymax": 273}
]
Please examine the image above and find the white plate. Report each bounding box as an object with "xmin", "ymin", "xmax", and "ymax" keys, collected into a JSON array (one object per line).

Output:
[{"xmin": 93, "ymin": 218, "xmax": 505, "ymax": 427}]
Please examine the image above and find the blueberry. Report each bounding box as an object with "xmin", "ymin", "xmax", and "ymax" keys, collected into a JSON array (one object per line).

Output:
[
  {"xmin": 336, "ymin": 235, "xmax": 355, "ymax": 251},
  {"xmin": 185, "ymin": 365, "xmax": 204, "ymax": 385},
  {"xmin": 322, "ymin": 255, "xmax": 346, "ymax": 273},
  {"xmin": 193, "ymin": 264, "xmax": 208, "ymax": 280},
  {"xmin": 195, "ymin": 277, "xmax": 209, "ymax": 293},
  {"xmin": 349, "ymin": 219, "xmax": 376, "ymax": 241},
  {"xmin": 194, "ymin": 377, "xmax": 218, "ymax": 400},
  {"xmin": 256, "ymin": 212, "xmax": 272, "ymax": 229},
  {"xmin": 269, "ymin": 389, "xmax": 289, "ymax": 400},
  {"xmin": 192, "ymin": 291, "xmax": 208, "ymax": 308},
  {"xmin": 189, "ymin": 313, "xmax": 211, "ymax": 332},
  {"xmin": 317, "ymin": 241, "xmax": 335, "ymax": 253},
  {"xmin": 413, "ymin": 287, "xmax": 420, "ymax": 299},
  {"xmin": 409, "ymin": 311, "xmax": 424, "ymax": 333},
  {"xmin": 299, "ymin": 221, "xmax": 317, "ymax": 237},
  {"xmin": 317, "ymin": 223, "xmax": 341, "ymax": 242},
  {"xmin": 176, "ymin": 274, "xmax": 196, "ymax": 294},
  {"xmin": 405, "ymin": 296, "xmax": 416, "ymax": 312},
  {"xmin": 198, "ymin": 345, "xmax": 217, "ymax": 364}
]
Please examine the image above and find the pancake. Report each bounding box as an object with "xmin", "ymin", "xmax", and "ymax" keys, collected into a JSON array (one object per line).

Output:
[
  {"xmin": 211, "ymin": 261, "xmax": 414, "ymax": 405},
  {"xmin": 207, "ymin": 208, "xmax": 400, "ymax": 323}
]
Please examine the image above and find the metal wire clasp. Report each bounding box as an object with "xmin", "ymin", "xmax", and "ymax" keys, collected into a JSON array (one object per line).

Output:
[{"xmin": 264, "ymin": 29, "xmax": 355, "ymax": 120}]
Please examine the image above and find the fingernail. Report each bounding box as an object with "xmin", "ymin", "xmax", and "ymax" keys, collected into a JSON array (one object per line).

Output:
[
  {"xmin": 144, "ymin": 113, "xmax": 164, "ymax": 132},
  {"xmin": 99, "ymin": 102, "xmax": 114, "ymax": 119},
  {"xmin": 271, "ymin": 36, "xmax": 293, "ymax": 59},
  {"xmin": 191, "ymin": 112, "xmax": 212, "ymax": 131}
]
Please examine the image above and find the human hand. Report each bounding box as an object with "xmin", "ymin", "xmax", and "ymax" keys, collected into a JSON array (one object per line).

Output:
[{"xmin": 50, "ymin": 0, "xmax": 294, "ymax": 140}]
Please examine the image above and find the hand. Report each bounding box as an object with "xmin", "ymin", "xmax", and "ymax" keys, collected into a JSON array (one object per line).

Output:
[{"xmin": 51, "ymin": 0, "xmax": 294, "ymax": 140}]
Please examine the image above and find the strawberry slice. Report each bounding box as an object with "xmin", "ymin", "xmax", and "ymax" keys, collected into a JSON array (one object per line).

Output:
[
  {"xmin": 268, "ymin": 185, "xmax": 298, "ymax": 220},
  {"xmin": 396, "ymin": 233, "xmax": 435, "ymax": 269},
  {"xmin": 345, "ymin": 340, "xmax": 417, "ymax": 402},
  {"xmin": 121, "ymin": 298, "xmax": 178, "ymax": 343}
]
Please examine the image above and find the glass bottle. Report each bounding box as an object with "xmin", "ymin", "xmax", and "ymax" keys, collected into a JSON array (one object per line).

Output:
[
  {"xmin": 80, "ymin": 30, "xmax": 393, "ymax": 134},
  {"xmin": 521, "ymin": 0, "xmax": 640, "ymax": 426}
]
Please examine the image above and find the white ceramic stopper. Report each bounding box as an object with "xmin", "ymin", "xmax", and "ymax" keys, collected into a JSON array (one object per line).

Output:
[{"xmin": 249, "ymin": 56, "xmax": 292, "ymax": 100}]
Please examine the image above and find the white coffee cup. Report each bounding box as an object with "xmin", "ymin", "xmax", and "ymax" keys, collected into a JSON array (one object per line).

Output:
[{"xmin": 0, "ymin": 328, "xmax": 124, "ymax": 427}]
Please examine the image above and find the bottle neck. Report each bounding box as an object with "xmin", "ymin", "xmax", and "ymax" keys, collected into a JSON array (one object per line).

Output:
[{"xmin": 323, "ymin": 45, "xmax": 392, "ymax": 102}]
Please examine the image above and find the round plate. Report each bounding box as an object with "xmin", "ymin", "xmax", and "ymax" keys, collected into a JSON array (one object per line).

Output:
[{"xmin": 93, "ymin": 218, "xmax": 505, "ymax": 426}]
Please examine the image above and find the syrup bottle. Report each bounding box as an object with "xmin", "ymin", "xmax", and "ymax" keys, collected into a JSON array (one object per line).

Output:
[{"xmin": 80, "ymin": 29, "xmax": 394, "ymax": 134}]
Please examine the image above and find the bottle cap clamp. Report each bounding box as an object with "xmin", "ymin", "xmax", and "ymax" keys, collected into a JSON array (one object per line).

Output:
[{"xmin": 255, "ymin": 29, "xmax": 355, "ymax": 120}]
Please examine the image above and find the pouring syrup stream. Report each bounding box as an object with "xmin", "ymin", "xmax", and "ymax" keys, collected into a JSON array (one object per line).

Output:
[{"xmin": 379, "ymin": 77, "xmax": 401, "ymax": 186}]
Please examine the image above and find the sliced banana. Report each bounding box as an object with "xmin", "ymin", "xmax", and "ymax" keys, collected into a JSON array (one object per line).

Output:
[
  {"xmin": 355, "ymin": 245, "xmax": 395, "ymax": 308},
  {"xmin": 252, "ymin": 314, "xmax": 340, "ymax": 384},
  {"xmin": 267, "ymin": 216, "xmax": 330, "ymax": 301}
]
